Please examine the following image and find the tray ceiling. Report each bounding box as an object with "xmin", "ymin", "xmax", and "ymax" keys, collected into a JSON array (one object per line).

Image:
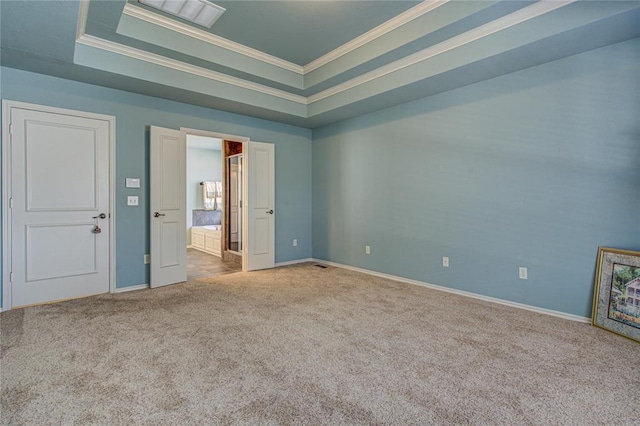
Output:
[{"xmin": 1, "ymin": 0, "xmax": 639, "ymax": 128}]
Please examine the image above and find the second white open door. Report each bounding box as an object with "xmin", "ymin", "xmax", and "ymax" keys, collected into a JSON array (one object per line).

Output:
[
  {"xmin": 246, "ymin": 141, "xmax": 275, "ymax": 271},
  {"xmin": 150, "ymin": 126, "xmax": 186, "ymax": 288}
]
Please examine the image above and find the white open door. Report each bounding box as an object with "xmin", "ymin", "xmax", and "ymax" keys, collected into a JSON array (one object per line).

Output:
[
  {"xmin": 150, "ymin": 126, "xmax": 186, "ymax": 288},
  {"xmin": 246, "ymin": 141, "xmax": 275, "ymax": 271}
]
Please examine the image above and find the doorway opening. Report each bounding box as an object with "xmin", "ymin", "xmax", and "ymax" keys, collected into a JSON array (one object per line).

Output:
[
  {"xmin": 151, "ymin": 126, "xmax": 274, "ymax": 288},
  {"xmin": 185, "ymin": 134, "xmax": 241, "ymax": 279}
]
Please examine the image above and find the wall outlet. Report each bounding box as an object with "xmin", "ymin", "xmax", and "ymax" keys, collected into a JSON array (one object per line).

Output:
[
  {"xmin": 144, "ymin": 254, "xmax": 150, "ymax": 264},
  {"xmin": 442, "ymin": 256, "xmax": 449, "ymax": 268},
  {"xmin": 293, "ymin": 239, "xmax": 298, "ymax": 247},
  {"xmin": 365, "ymin": 245, "xmax": 371, "ymax": 255},
  {"xmin": 519, "ymin": 267, "xmax": 528, "ymax": 280},
  {"xmin": 127, "ymin": 196, "xmax": 139, "ymax": 206}
]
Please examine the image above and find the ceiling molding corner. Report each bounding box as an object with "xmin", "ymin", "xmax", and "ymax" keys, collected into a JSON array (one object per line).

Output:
[
  {"xmin": 76, "ymin": 0, "xmax": 90, "ymax": 40},
  {"xmin": 307, "ymin": 0, "xmax": 575, "ymax": 104},
  {"xmin": 302, "ymin": 0, "xmax": 450, "ymax": 73}
]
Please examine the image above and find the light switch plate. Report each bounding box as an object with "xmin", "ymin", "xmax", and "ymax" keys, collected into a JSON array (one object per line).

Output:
[
  {"xmin": 125, "ymin": 178, "xmax": 140, "ymax": 188},
  {"xmin": 127, "ymin": 196, "xmax": 139, "ymax": 206}
]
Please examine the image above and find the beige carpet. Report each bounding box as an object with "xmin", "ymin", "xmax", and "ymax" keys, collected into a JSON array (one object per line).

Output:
[{"xmin": 1, "ymin": 263, "xmax": 639, "ymax": 425}]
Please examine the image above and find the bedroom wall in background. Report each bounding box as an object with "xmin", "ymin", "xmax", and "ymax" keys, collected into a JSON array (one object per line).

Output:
[
  {"xmin": 0, "ymin": 67, "xmax": 313, "ymax": 296},
  {"xmin": 312, "ymin": 39, "xmax": 640, "ymax": 318}
]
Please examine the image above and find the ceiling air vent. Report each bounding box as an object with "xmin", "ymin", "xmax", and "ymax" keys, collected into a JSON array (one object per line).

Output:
[{"xmin": 139, "ymin": 0, "xmax": 226, "ymax": 28}]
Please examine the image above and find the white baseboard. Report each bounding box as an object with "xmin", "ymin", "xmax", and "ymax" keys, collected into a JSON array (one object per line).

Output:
[
  {"xmin": 187, "ymin": 245, "xmax": 193, "ymax": 249},
  {"xmin": 113, "ymin": 283, "xmax": 149, "ymax": 293},
  {"xmin": 275, "ymin": 258, "xmax": 314, "ymax": 267},
  {"xmin": 312, "ymin": 259, "xmax": 591, "ymax": 324}
]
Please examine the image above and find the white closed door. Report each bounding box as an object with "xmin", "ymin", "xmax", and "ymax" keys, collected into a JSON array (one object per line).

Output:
[
  {"xmin": 9, "ymin": 105, "xmax": 111, "ymax": 307},
  {"xmin": 246, "ymin": 141, "xmax": 275, "ymax": 271},
  {"xmin": 150, "ymin": 126, "xmax": 186, "ymax": 288}
]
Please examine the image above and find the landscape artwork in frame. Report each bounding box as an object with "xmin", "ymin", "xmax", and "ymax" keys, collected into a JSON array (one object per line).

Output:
[{"xmin": 592, "ymin": 247, "xmax": 640, "ymax": 343}]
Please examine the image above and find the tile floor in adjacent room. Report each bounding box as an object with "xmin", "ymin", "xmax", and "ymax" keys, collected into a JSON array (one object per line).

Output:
[{"xmin": 187, "ymin": 248, "xmax": 241, "ymax": 280}]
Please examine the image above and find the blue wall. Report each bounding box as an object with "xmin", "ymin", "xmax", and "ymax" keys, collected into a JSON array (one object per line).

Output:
[
  {"xmin": 312, "ymin": 39, "xmax": 640, "ymax": 318},
  {"xmin": 2, "ymin": 38, "xmax": 639, "ymax": 317},
  {"xmin": 1, "ymin": 67, "xmax": 313, "ymax": 295}
]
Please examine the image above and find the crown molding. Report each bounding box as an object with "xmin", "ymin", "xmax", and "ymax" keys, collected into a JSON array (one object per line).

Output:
[
  {"xmin": 122, "ymin": 3, "xmax": 304, "ymax": 74},
  {"xmin": 307, "ymin": 0, "xmax": 575, "ymax": 104},
  {"xmin": 75, "ymin": 0, "xmax": 577, "ymax": 117},
  {"xmin": 80, "ymin": 0, "xmax": 472, "ymax": 89},
  {"xmin": 76, "ymin": 0, "xmax": 90, "ymax": 40},
  {"xmin": 75, "ymin": 34, "xmax": 308, "ymax": 105},
  {"xmin": 122, "ymin": 1, "xmax": 452, "ymax": 77},
  {"xmin": 302, "ymin": 0, "xmax": 450, "ymax": 74}
]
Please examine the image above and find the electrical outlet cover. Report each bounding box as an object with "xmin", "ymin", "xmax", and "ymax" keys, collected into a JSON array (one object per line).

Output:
[{"xmin": 519, "ymin": 267, "xmax": 528, "ymax": 280}]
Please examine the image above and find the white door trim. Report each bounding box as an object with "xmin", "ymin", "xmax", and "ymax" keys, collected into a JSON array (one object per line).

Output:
[
  {"xmin": 180, "ymin": 127, "xmax": 249, "ymax": 144},
  {"xmin": 1, "ymin": 100, "xmax": 116, "ymax": 311},
  {"xmin": 180, "ymin": 127, "xmax": 249, "ymax": 272}
]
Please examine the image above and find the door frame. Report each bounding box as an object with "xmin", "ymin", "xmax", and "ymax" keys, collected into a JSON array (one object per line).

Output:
[
  {"xmin": 181, "ymin": 127, "xmax": 249, "ymax": 271},
  {"xmin": 226, "ymin": 152, "xmax": 243, "ymax": 256},
  {"xmin": 1, "ymin": 100, "xmax": 116, "ymax": 311}
]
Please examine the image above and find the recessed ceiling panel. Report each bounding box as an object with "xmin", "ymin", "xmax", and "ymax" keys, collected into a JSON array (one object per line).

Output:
[{"xmin": 132, "ymin": 0, "xmax": 421, "ymax": 65}]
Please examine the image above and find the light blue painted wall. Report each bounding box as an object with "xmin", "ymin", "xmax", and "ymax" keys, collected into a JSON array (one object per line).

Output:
[
  {"xmin": 186, "ymin": 147, "xmax": 221, "ymax": 245},
  {"xmin": 312, "ymin": 39, "xmax": 640, "ymax": 318},
  {"xmin": 2, "ymin": 38, "xmax": 639, "ymax": 317},
  {"xmin": 1, "ymin": 67, "xmax": 313, "ymax": 298}
]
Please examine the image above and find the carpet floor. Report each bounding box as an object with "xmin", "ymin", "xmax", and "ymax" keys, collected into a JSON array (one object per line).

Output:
[{"xmin": 1, "ymin": 263, "xmax": 639, "ymax": 425}]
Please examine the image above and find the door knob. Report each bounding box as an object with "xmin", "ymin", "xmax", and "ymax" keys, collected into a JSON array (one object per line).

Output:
[
  {"xmin": 266, "ymin": 209, "xmax": 274, "ymax": 214},
  {"xmin": 153, "ymin": 212, "xmax": 166, "ymax": 218},
  {"xmin": 92, "ymin": 213, "xmax": 107, "ymax": 219}
]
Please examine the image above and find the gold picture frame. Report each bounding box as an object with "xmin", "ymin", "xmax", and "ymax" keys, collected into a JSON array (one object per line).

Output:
[{"xmin": 592, "ymin": 247, "xmax": 640, "ymax": 343}]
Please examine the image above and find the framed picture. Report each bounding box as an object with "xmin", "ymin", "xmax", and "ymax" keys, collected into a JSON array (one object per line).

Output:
[{"xmin": 592, "ymin": 247, "xmax": 640, "ymax": 343}]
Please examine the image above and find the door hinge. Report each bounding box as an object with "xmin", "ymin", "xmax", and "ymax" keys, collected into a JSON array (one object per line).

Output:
[
  {"xmin": 9, "ymin": 272, "xmax": 13, "ymax": 283},
  {"xmin": 9, "ymin": 198, "xmax": 13, "ymax": 209},
  {"xmin": 8, "ymin": 124, "xmax": 13, "ymax": 135}
]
